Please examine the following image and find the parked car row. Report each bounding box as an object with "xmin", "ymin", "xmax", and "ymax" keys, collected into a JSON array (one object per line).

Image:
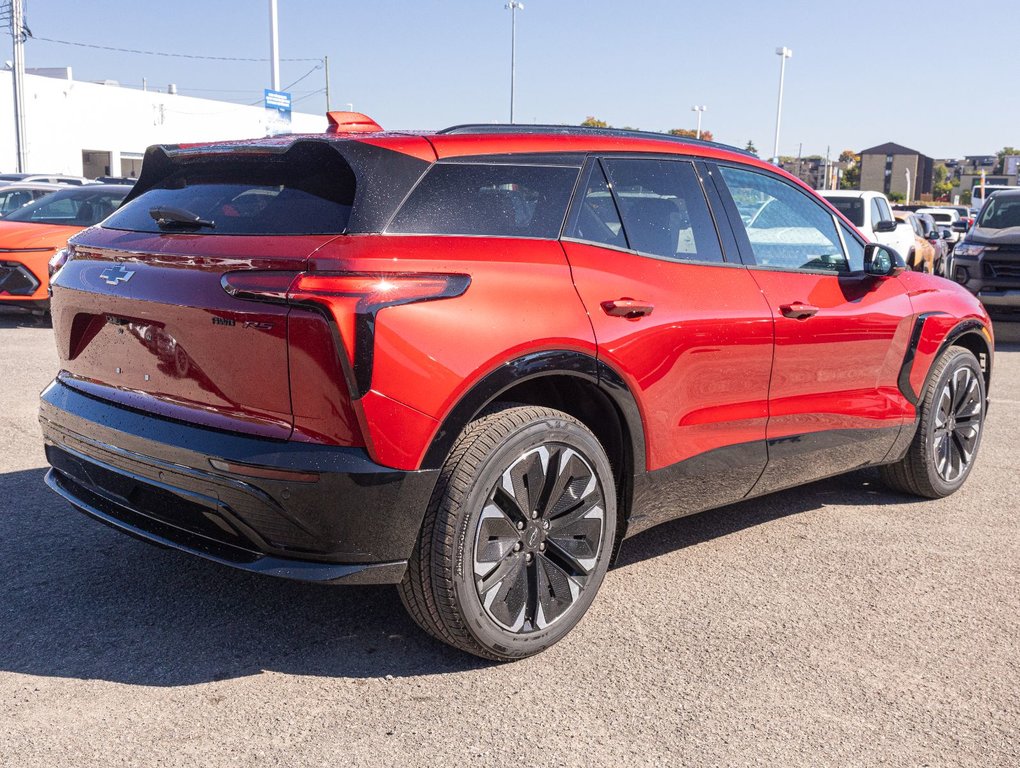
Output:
[
  {"xmin": 0, "ymin": 184, "xmax": 131, "ymax": 314},
  {"xmin": 950, "ymin": 188, "xmax": 1020, "ymax": 314},
  {"xmin": 818, "ymin": 190, "xmax": 954, "ymax": 274}
]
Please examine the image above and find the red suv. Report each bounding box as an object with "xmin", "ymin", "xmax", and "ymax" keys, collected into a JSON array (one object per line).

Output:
[{"xmin": 40, "ymin": 115, "xmax": 994, "ymax": 660}]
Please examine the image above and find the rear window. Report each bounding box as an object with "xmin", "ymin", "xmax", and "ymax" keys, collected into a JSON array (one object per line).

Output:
[
  {"xmin": 104, "ymin": 144, "xmax": 356, "ymax": 236},
  {"xmin": 826, "ymin": 197, "xmax": 864, "ymax": 227},
  {"xmin": 387, "ymin": 163, "xmax": 580, "ymax": 239}
]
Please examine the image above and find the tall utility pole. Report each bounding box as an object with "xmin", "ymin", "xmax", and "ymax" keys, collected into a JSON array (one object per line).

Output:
[
  {"xmin": 4, "ymin": 0, "xmax": 27, "ymax": 171},
  {"xmin": 506, "ymin": 1, "xmax": 524, "ymax": 123},
  {"xmin": 691, "ymin": 105, "xmax": 707, "ymax": 139},
  {"xmin": 772, "ymin": 46, "xmax": 792, "ymax": 164},
  {"xmin": 324, "ymin": 55, "xmax": 331, "ymax": 112},
  {"xmin": 905, "ymin": 167, "xmax": 912, "ymax": 204},
  {"xmin": 268, "ymin": 0, "xmax": 280, "ymax": 91}
]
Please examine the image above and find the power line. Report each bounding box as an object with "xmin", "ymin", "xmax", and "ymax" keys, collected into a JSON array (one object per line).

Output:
[{"xmin": 29, "ymin": 33, "xmax": 320, "ymax": 62}]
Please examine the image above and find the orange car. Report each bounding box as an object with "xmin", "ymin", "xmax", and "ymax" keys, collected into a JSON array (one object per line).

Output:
[{"xmin": 0, "ymin": 184, "xmax": 130, "ymax": 313}]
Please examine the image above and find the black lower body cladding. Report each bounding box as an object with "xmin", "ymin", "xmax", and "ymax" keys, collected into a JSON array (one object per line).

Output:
[{"xmin": 39, "ymin": 378, "xmax": 439, "ymax": 584}]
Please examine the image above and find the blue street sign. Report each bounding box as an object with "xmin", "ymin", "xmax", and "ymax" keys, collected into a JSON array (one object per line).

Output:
[{"xmin": 264, "ymin": 89, "xmax": 292, "ymax": 116}]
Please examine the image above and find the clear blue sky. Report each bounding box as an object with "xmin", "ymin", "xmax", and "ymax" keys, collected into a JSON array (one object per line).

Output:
[{"xmin": 15, "ymin": 0, "xmax": 1017, "ymax": 159}]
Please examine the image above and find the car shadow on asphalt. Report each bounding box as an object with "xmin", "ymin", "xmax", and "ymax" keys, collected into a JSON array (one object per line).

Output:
[
  {"xmin": 0, "ymin": 464, "xmax": 921, "ymax": 687},
  {"xmin": 0, "ymin": 313, "xmax": 51, "ymax": 330}
]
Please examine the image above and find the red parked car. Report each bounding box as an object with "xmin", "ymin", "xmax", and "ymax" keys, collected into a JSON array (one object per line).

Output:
[{"xmin": 40, "ymin": 114, "xmax": 993, "ymax": 660}]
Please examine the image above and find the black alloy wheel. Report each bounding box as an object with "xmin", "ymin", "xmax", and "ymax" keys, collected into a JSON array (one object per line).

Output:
[
  {"xmin": 399, "ymin": 405, "xmax": 617, "ymax": 660},
  {"xmin": 931, "ymin": 363, "xmax": 983, "ymax": 483},
  {"xmin": 881, "ymin": 346, "xmax": 986, "ymax": 498},
  {"xmin": 472, "ymin": 444, "xmax": 606, "ymax": 633}
]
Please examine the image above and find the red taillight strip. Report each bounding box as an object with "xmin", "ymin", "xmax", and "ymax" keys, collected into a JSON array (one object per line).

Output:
[{"xmin": 221, "ymin": 270, "xmax": 470, "ymax": 397}]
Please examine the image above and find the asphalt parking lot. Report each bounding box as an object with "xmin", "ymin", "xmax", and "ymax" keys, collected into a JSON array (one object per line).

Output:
[{"xmin": 1, "ymin": 315, "xmax": 1018, "ymax": 767}]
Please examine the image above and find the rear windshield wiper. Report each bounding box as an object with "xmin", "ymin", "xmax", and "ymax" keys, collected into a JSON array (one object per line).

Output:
[{"xmin": 149, "ymin": 206, "xmax": 216, "ymax": 230}]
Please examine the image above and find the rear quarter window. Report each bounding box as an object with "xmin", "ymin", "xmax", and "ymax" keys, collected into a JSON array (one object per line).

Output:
[{"xmin": 387, "ymin": 163, "xmax": 580, "ymax": 239}]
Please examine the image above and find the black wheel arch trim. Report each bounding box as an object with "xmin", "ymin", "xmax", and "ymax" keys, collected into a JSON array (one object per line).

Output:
[
  {"xmin": 420, "ymin": 350, "xmax": 647, "ymax": 477},
  {"xmin": 898, "ymin": 313, "xmax": 992, "ymax": 406}
]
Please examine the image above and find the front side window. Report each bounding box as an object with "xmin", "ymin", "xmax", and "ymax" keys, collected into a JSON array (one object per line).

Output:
[
  {"xmin": 876, "ymin": 197, "xmax": 893, "ymax": 222},
  {"xmin": 870, "ymin": 198, "xmax": 884, "ymax": 228},
  {"xmin": 600, "ymin": 158, "xmax": 723, "ymax": 263},
  {"xmin": 719, "ymin": 166, "xmax": 847, "ymax": 272},
  {"xmin": 388, "ymin": 163, "xmax": 579, "ymax": 239},
  {"xmin": 840, "ymin": 224, "xmax": 866, "ymax": 272}
]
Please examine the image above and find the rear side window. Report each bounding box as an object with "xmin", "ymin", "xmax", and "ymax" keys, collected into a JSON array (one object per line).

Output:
[
  {"xmin": 566, "ymin": 162, "xmax": 627, "ymax": 249},
  {"xmin": 601, "ymin": 158, "xmax": 723, "ymax": 263},
  {"xmin": 103, "ymin": 143, "xmax": 356, "ymax": 235},
  {"xmin": 387, "ymin": 163, "xmax": 579, "ymax": 239},
  {"xmin": 827, "ymin": 197, "xmax": 864, "ymax": 227}
]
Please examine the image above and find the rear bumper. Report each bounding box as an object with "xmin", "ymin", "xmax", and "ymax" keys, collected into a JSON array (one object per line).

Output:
[{"xmin": 39, "ymin": 379, "xmax": 439, "ymax": 584}]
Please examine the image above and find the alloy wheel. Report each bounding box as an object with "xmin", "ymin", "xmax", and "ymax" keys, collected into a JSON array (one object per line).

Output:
[
  {"xmin": 933, "ymin": 365, "xmax": 983, "ymax": 483},
  {"xmin": 472, "ymin": 444, "xmax": 606, "ymax": 634}
]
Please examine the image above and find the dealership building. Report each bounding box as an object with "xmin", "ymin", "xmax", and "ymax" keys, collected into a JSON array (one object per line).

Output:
[{"xmin": 0, "ymin": 67, "xmax": 326, "ymax": 178}]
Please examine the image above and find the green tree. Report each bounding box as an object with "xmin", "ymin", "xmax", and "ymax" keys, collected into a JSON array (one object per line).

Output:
[
  {"xmin": 888, "ymin": 191, "xmax": 905, "ymax": 203},
  {"xmin": 581, "ymin": 116, "xmax": 609, "ymax": 128},
  {"xmin": 839, "ymin": 150, "xmax": 861, "ymax": 190},
  {"xmin": 668, "ymin": 127, "xmax": 714, "ymax": 142},
  {"xmin": 744, "ymin": 140, "xmax": 758, "ymax": 156},
  {"xmin": 996, "ymin": 146, "xmax": 1020, "ymax": 173},
  {"xmin": 933, "ymin": 164, "xmax": 953, "ymax": 201}
]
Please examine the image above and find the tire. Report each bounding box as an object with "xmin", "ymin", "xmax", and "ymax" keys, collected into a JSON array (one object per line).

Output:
[
  {"xmin": 398, "ymin": 404, "xmax": 617, "ymax": 660},
  {"xmin": 880, "ymin": 347, "xmax": 985, "ymax": 498}
]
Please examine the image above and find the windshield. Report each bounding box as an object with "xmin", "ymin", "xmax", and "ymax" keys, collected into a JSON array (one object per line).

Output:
[
  {"xmin": 825, "ymin": 197, "xmax": 864, "ymax": 227},
  {"xmin": 977, "ymin": 195, "xmax": 1020, "ymax": 229},
  {"xmin": 4, "ymin": 187, "xmax": 127, "ymax": 226},
  {"xmin": 0, "ymin": 187, "xmax": 48, "ymax": 216}
]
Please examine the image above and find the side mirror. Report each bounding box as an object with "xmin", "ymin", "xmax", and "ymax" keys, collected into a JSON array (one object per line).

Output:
[
  {"xmin": 941, "ymin": 229, "xmax": 952, "ymax": 239},
  {"xmin": 874, "ymin": 219, "xmax": 898, "ymax": 233},
  {"xmin": 864, "ymin": 243, "xmax": 906, "ymax": 277}
]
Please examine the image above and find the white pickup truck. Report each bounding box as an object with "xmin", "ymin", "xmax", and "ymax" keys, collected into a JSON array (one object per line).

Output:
[{"xmin": 818, "ymin": 190, "xmax": 917, "ymax": 262}]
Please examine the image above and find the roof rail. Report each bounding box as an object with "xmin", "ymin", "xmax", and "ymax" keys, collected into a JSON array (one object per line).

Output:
[{"xmin": 437, "ymin": 123, "xmax": 754, "ymax": 157}]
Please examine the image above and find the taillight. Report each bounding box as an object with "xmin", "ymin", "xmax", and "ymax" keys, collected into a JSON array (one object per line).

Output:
[
  {"xmin": 222, "ymin": 270, "xmax": 470, "ymax": 395},
  {"xmin": 48, "ymin": 247, "xmax": 70, "ymax": 278}
]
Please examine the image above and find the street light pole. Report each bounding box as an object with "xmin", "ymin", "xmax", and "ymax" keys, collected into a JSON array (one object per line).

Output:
[
  {"xmin": 691, "ymin": 105, "xmax": 707, "ymax": 139},
  {"xmin": 772, "ymin": 46, "xmax": 792, "ymax": 164},
  {"xmin": 905, "ymin": 167, "xmax": 912, "ymax": 205},
  {"xmin": 6, "ymin": 0, "xmax": 27, "ymax": 171},
  {"xmin": 506, "ymin": 1, "xmax": 524, "ymax": 123},
  {"xmin": 268, "ymin": 0, "xmax": 280, "ymax": 91}
]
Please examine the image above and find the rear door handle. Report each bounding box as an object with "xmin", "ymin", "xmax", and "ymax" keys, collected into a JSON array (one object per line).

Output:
[
  {"xmin": 601, "ymin": 298, "xmax": 654, "ymax": 319},
  {"xmin": 779, "ymin": 302, "xmax": 819, "ymax": 319}
]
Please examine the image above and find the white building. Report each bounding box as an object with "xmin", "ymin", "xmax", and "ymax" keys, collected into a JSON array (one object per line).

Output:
[{"xmin": 0, "ymin": 67, "xmax": 327, "ymax": 178}]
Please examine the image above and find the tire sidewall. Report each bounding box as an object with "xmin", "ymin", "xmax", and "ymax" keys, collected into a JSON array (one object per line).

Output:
[
  {"xmin": 920, "ymin": 349, "xmax": 985, "ymax": 495},
  {"xmin": 447, "ymin": 414, "xmax": 617, "ymax": 659}
]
